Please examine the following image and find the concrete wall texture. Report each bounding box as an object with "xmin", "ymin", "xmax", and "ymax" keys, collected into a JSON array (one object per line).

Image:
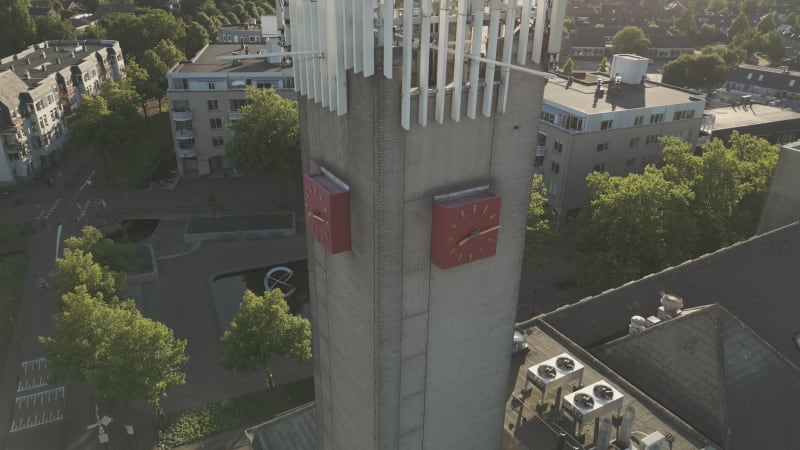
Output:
[{"xmin": 300, "ymin": 67, "xmax": 547, "ymax": 450}]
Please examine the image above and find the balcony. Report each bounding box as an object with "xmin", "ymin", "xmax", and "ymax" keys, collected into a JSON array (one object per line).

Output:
[
  {"xmin": 176, "ymin": 146, "xmax": 198, "ymax": 158},
  {"xmin": 229, "ymin": 111, "xmax": 243, "ymax": 121},
  {"xmin": 175, "ymin": 129, "xmax": 194, "ymax": 140},
  {"xmin": 172, "ymin": 110, "xmax": 193, "ymax": 121}
]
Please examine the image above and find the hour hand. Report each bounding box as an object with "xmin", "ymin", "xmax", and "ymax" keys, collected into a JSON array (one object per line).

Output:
[
  {"xmin": 478, "ymin": 225, "xmax": 500, "ymax": 236},
  {"xmin": 309, "ymin": 211, "xmax": 328, "ymax": 224}
]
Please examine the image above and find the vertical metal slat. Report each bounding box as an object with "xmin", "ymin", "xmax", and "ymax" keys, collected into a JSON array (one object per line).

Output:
[
  {"xmin": 481, "ymin": 0, "xmax": 501, "ymax": 117},
  {"xmin": 516, "ymin": 0, "xmax": 532, "ymax": 65},
  {"xmin": 466, "ymin": 0, "xmax": 484, "ymax": 119},
  {"xmin": 450, "ymin": 0, "xmax": 468, "ymax": 122},
  {"xmin": 418, "ymin": 0, "xmax": 432, "ymax": 126},
  {"xmin": 497, "ymin": 0, "xmax": 514, "ymax": 113},
  {"xmin": 401, "ymin": 0, "xmax": 414, "ymax": 129}
]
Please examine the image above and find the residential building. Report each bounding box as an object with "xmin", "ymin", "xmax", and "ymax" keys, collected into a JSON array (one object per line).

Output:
[
  {"xmin": 165, "ymin": 43, "xmax": 294, "ymax": 177},
  {"xmin": 724, "ymin": 64, "xmax": 800, "ymax": 101},
  {"xmin": 756, "ymin": 141, "xmax": 800, "ymax": 233},
  {"xmin": 539, "ymin": 54, "xmax": 705, "ymax": 221},
  {"xmin": 700, "ymin": 102, "xmax": 800, "ymax": 145},
  {"xmin": 218, "ymin": 19, "xmax": 267, "ymax": 44},
  {"xmin": 0, "ymin": 40, "xmax": 125, "ymax": 185}
]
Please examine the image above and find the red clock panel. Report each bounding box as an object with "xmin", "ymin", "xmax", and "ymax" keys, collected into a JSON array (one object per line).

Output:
[
  {"xmin": 303, "ymin": 172, "xmax": 351, "ymax": 254},
  {"xmin": 430, "ymin": 189, "xmax": 502, "ymax": 269}
]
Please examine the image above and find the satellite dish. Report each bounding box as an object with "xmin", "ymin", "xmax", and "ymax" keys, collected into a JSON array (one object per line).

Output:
[{"xmin": 264, "ymin": 266, "xmax": 296, "ymax": 298}]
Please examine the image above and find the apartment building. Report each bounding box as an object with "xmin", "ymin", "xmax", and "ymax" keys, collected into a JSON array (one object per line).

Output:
[
  {"xmin": 0, "ymin": 40, "xmax": 125, "ymax": 184},
  {"xmin": 166, "ymin": 43, "xmax": 294, "ymax": 177},
  {"xmin": 539, "ymin": 54, "xmax": 705, "ymax": 222}
]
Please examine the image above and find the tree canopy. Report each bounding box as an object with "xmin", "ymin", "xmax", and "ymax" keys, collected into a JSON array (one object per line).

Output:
[
  {"xmin": 64, "ymin": 226, "xmax": 134, "ymax": 273},
  {"xmin": 524, "ymin": 175, "xmax": 556, "ymax": 266},
  {"xmin": 661, "ymin": 53, "xmax": 728, "ymax": 89},
  {"xmin": 221, "ymin": 289, "xmax": 311, "ymax": 390},
  {"xmin": 40, "ymin": 286, "xmax": 188, "ymax": 411},
  {"xmin": 611, "ymin": 26, "xmax": 651, "ymax": 56},
  {"xmin": 52, "ymin": 249, "xmax": 124, "ymax": 304},
  {"xmin": 34, "ymin": 15, "xmax": 76, "ymax": 42},
  {"xmin": 0, "ymin": 0, "xmax": 36, "ymax": 56},
  {"xmin": 225, "ymin": 88, "xmax": 301, "ymax": 175},
  {"xmin": 728, "ymin": 12, "xmax": 751, "ymax": 37},
  {"xmin": 575, "ymin": 134, "xmax": 780, "ymax": 292}
]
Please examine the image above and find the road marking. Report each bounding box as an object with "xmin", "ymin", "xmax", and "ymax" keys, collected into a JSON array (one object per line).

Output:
[
  {"xmin": 78, "ymin": 168, "xmax": 97, "ymax": 193},
  {"xmin": 36, "ymin": 198, "xmax": 61, "ymax": 220}
]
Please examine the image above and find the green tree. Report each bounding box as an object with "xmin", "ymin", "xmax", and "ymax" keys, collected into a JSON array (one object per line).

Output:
[
  {"xmin": 224, "ymin": 11, "xmax": 241, "ymax": 24},
  {"xmin": 139, "ymin": 50, "xmax": 170, "ymax": 109},
  {"xmin": 575, "ymin": 167, "xmax": 697, "ymax": 292},
  {"xmin": 598, "ymin": 56, "xmax": 609, "ymax": 73},
  {"xmin": 728, "ymin": 12, "xmax": 751, "ymax": 37},
  {"xmin": 184, "ymin": 21, "xmax": 210, "ymax": 57},
  {"xmin": 226, "ymin": 88, "xmax": 301, "ymax": 175},
  {"xmin": 697, "ymin": 23, "xmax": 722, "ymax": 45},
  {"xmin": 756, "ymin": 12, "xmax": 777, "ymax": 34},
  {"xmin": 232, "ymin": 3, "xmax": 249, "ymax": 20},
  {"xmin": 194, "ymin": 12, "xmax": 219, "ymax": 39},
  {"xmin": 66, "ymin": 95, "xmax": 131, "ymax": 173},
  {"xmin": 524, "ymin": 175, "xmax": 556, "ymax": 266},
  {"xmin": 611, "ymin": 26, "xmax": 651, "ymax": 56},
  {"xmin": 701, "ymin": 44, "xmax": 746, "ymax": 66},
  {"xmin": 562, "ymin": 58, "xmax": 574, "ymax": 75},
  {"xmin": 64, "ymin": 226, "xmax": 134, "ymax": 273},
  {"xmin": 34, "ymin": 15, "xmax": 76, "ymax": 41},
  {"xmin": 0, "ymin": 0, "xmax": 36, "ymax": 55},
  {"xmin": 741, "ymin": 0, "xmax": 758, "ymax": 14},
  {"xmin": 52, "ymin": 249, "xmax": 124, "ymax": 304},
  {"xmin": 123, "ymin": 61, "xmax": 155, "ymax": 119},
  {"xmin": 245, "ymin": 1, "xmax": 260, "ymax": 18},
  {"xmin": 661, "ymin": 53, "xmax": 728, "ymax": 89},
  {"xmin": 153, "ymin": 39, "xmax": 186, "ymax": 69},
  {"xmin": 40, "ymin": 286, "xmax": 188, "ymax": 412},
  {"xmin": 672, "ymin": 6, "xmax": 697, "ymax": 36},
  {"xmin": 760, "ymin": 31, "xmax": 784, "ymax": 62},
  {"xmin": 100, "ymin": 79, "xmax": 143, "ymax": 127},
  {"xmin": 100, "ymin": 10, "xmax": 186, "ymax": 61},
  {"xmin": 784, "ymin": 12, "xmax": 797, "ymax": 26},
  {"xmin": 221, "ymin": 289, "xmax": 311, "ymax": 390}
]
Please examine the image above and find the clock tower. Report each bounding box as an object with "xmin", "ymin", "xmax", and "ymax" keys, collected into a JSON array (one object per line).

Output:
[{"xmin": 284, "ymin": 0, "xmax": 565, "ymax": 448}]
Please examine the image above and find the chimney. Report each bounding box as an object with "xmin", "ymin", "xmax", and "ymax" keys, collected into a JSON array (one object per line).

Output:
[
  {"xmin": 56, "ymin": 58, "xmax": 61, "ymax": 65},
  {"xmin": 41, "ymin": 51, "xmax": 47, "ymax": 59},
  {"xmin": 70, "ymin": 51, "xmax": 75, "ymax": 58},
  {"xmin": 10, "ymin": 64, "xmax": 14, "ymax": 72},
  {"xmin": 24, "ymin": 71, "xmax": 30, "ymax": 80},
  {"xmin": 54, "ymin": 46, "xmax": 59, "ymax": 52},
  {"xmin": 42, "ymin": 64, "xmax": 47, "ymax": 72},
  {"xmin": 617, "ymin": 406, "xmax": 636, "ymax": 447},
  {"xmin": 26, "ymin": 58, "xmax": 31, "ymax": 65},
  {"xmin": 657, "ymin": 293, "xmax": 683, "ymax": 320}
]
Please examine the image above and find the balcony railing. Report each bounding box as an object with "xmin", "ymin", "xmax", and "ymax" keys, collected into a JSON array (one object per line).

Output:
[
  {"xmin": 171, "ymin": 110, "xmax": 193, "ymax": 121},
  {"xmin": 175, "ymin": 129, "xmax": 194, "ymax": 140},
  {"xmin": 229, "ymin": 111, "xmax": 243, "ymax": 120},
  {"xmin": 176, "ymin": 146, "xmax": 198, "ymax": 158}
]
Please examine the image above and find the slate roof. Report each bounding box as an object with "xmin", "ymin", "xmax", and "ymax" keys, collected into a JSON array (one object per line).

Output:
[
  {"xmin": 246, "ymin": 402, "xmax": 317, "ymax": 450},
  {"xmin": 0, "ymin": 71, "xmax": 28, "ymax": 120},
  {"xmin": 648, "ymin": 34, "xmax": 695, "ymax": 49},
  {"xmin": 727, "ymin": 64, "xmax": 800, "ymax": 94},
  {"xmin": 594, "ymin": 304, "xmax": 800, "ymax": 449},
  {"xmin": 541, "ymin": 221, "xmax": 800, "ymax": 368}
]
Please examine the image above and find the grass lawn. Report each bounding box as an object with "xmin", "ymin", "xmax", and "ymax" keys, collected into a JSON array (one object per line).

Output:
[
  {"xmin": 0, "ymin": 223, "xmax": 31, "ymax": 393},
  {"xmin": 107, "ymin": 111, "xmax": 172, "ymax": 186},
  {"xmin": 157, "ymin": 378, "xmax": 314, "ymax": 448}
]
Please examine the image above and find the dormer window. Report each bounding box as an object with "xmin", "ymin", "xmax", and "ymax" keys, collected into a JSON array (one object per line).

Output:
[
  {"xmin": 747, "ymin": 73, "xmax": 753, "ymax": 80},
  {"xmin": 758, "ymin": 74, "xmax": 764, "ymax": 81},
  {"xmin": 790, "ymin": 80, "xmax": 796, "ymax": 87}
]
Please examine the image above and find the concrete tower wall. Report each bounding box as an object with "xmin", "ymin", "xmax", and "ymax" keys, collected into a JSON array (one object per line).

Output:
[{"xmin": 300, "ymin": 67, "xmax": 547, "ymax": 450}]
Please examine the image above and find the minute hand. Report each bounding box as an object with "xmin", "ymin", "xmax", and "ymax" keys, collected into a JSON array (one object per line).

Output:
[{"xmin": 458, "ymin": 225, "xmax": 501, "ymax": 247}]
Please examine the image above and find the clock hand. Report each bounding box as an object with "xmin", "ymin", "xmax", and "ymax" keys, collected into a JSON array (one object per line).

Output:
[
  {"xmin": 309, "ymin": 211, "xmax": 328, "ymax": 224},
  {"xmin": 458, "ymin": 225, "xmax": 501, "ymax": 247}
]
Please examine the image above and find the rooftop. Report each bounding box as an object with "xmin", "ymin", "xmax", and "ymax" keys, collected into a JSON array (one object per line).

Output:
[
  {"xmin": 502, "ymin": 322, "xmax": 709, "ymax": 450},
  {"xmin": 0, "ymin": 40, "xmax": 119, "ymax": 88},
  {"xmin": 544, "ymin": 77, "xmax": 703, "ymax": 114},
  {"xmin": 707, "ymin": 103, "xmax": 800, "ymax": 130},
  {"xmin": 171, "ymin": 44, "xmax": 293, "ymax": 75}
]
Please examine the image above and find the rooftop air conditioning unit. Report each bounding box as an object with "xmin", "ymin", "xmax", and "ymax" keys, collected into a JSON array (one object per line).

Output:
[
  {"xmin": 630, "ymin": 431, "xmax": 665, "ymax": 450},
  {"xmin": 561, "ymin": 380, "xmax": 623, "ymax": 427},
  {"xmin": 526, "ymin": 353, "xmax": 584, "ymax": 400}
]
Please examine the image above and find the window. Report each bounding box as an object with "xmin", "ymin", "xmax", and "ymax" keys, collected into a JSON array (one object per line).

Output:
[
  {"xmin": 208, "ymin": 82, "xmax": 217, "ymax": 90},
  {"xmin": 553, "ymin": 141, "xmax": 564, "ymax": 153},
  {"xmin": 547, "ymin": 181, "xmax": 558, "ymax": 195},
  {"xmin": 249, "ymin": 36, "xmax": 257, "ymax": 42},
  {"xmin": 230, "ymin": 99, "xmax": 248, "ymax": 111},
  {"xmin": 758, "ymin": 74, "xmax": 764, "ymax": 81},
  {"xmin": 541, "ymin": 111, "xmax": 555, "ymax": 123},
  {"xmin": 645, "ymin": 134, "xmax": 660, "ymax": 144},
  {"xmin": 212, "ymin": 136, "xmax": 225, "ymax": 147},
  {"xmin": 210, "ymin": 118, "xmax": 223, "ymax": 129},
  {"xmin": 630, "ymin": 137, "xmax": 640, "ymax": 147},
  {"xmin": 207, "ymin": 100, "xmax": 219, "ymax": 111},
  {"xmin": 600, "ymin": 120, "xmax": 613, "ymax": 130},
  {"xmin": 747, "ymin": 72, "xmax": 753, "ymax": 80},
  {"xmin": 596, "ymin": 143, "xmax": 608, "ymax": 152},
  {"xmin": 626, "ymin": 158, "xmax": 636, "ymax": 167},
  {"xmin": 634, "ymin": 115, "xmax": 644, "ymax": 126},
  {"xmin": 537, "ymin": 132, "xmax": 547, "ymax": 147},
  {"xmin": 593, "ymin": 162, "xmax": 606, "ymax": 172},
  {"xmin": 256, "ymin": 81, "xmax": 272, "ymax": 89},
  {"xmin": 8, "ymin": 153, "xmax": 20, "ymax": 161},
  {"xmin": 673, "ymin": 110, "xmax": 696, "ymax": 121},
  {"xmin": 561, "ymin": 115, "xmax": 583, "ymax": 131},
  {"xmin": 534, "ymin": 155, "xmax": 544, "ymax": 167},
  {"xmin": 550, "ymin": 161, "xmax": 560, "ymax": 174},
  {"xmin": 649, "ymin": 113, "xmax": 664, "ymax": 124},
  {"xmin": 790, "ymin": 80, "xmax": 796, "ymax": 87},
  {"xmin": 685, "ymin": 109, "xmax": 695, "ymax": 119}
]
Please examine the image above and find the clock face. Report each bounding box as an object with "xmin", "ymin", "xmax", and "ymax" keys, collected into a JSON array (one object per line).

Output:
[
  {"xmin": 303, "ymin": 173, "xmax": 351, "ymax": 254},
  {"xmin": 430, "ymin": 190, "xmax": 502, "ymax": 269}
]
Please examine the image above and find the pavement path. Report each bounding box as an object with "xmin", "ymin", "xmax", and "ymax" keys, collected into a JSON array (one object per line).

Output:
[{"xmin": 0, "ymin": 152, "xmax": 309, "ymax": 450}]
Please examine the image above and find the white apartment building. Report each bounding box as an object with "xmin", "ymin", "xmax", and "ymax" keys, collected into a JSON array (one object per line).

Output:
[
  {"xmin": 0, "ymin": 40, "xmax": 125, "ymax": 184},
  {"xmin": 540, "ymin": 54, "xmax": 706, "ymax": 222},
  {"xmin": 166, "ymin": 43, "xmax": 294, "ymax": 177}
]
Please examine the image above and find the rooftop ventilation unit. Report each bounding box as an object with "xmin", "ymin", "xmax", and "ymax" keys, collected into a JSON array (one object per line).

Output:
[
  {"xmin": 630, "ymin": 431, "xmax": 666, "ymax": 450},
  {"xmin": 526, "ymin": 353, "xmax": 584, "ymax": 402},
  {"xmin": 656, "ymin": 293, "xmax": 683, "ymax": 320},
  {"xmin": 561, "ymin": 380, "xmax": 623, "ymax": 428}
]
